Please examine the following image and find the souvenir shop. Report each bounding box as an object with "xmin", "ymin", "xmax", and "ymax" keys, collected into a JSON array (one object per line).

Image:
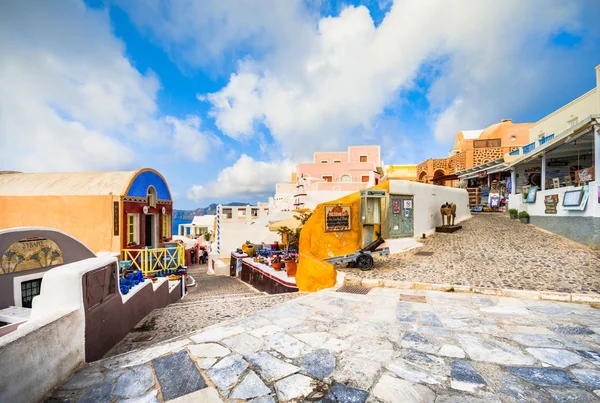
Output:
[{"xmin": 458, "ymin": 161, "xmax": 511, "ymax": 212}]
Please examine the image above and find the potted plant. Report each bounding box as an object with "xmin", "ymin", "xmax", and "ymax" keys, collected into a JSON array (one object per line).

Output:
[
  {"xmin": 283, "ymin": 252, "xmax": 298, "ymax": 277},
  {"xmin": 203, "ymin": 231, "xmax": 212, "ymax": 242},
  {"xmin": 508, "ymin": 208, "xmax": 518, "ymax": 219},
  {"xmin": 518, "ymin": 211, "xmax": 530, "ymax": 224},
  {"xmin": 271, "ymin": 253, "xmax": 283, "ymax": 271}
]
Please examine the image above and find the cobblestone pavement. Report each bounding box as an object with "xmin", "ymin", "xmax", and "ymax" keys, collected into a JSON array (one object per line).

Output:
[
  {"xmin": 104, "ymin": 265, "xmax": 302, "ymax": 358},
  {"xmin": 48, "ymin": 288, "xmax": 600, "ymax": 402},
  {"xmin": 339, "ymin": 213, "xmax": 600, "ymax": 294}
]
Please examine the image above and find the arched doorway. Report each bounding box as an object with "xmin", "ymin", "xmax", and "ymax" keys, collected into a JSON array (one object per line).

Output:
[{"xmin": 418, "ymin": 171, "xmax": 428, "ymax": 183}]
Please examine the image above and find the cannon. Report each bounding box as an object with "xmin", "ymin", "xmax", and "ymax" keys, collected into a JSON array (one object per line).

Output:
[{"xmin": 323, "ymin": 234, "xmax": 389, "ymax": 271}]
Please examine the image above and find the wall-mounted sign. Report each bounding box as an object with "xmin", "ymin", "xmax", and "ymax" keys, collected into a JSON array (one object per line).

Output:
[
  {"xmin": 525, "ymin": 186, "xmax": 538, "ymax": 203},
  {"xmin": 113, "ymin": 202, "xmax": 120, "ymax": 236},
  {"xmin": 393, "ymin": 200, "xmax": 400, "ymax": 214},
  {"xmin": 325, "ymin": 205, "xmax": 351, "ymax": 232},
  {"xmin": 563, "ymin": 189, "xmax": 584, "ymax": 207},
  {"xmin": 544, "ymin": 194, "xmax": 559, "ymax": 214},
  {"xmin": 403, "ymin": 200, "xmax": 412, "ymax": 209},
  {"xmin": 478, "ymin": 170, "xmax": 488, "ymax": 178},
  {"xmin": 1, "ymin": 237, "xmax": 64, "ymax": 275}
]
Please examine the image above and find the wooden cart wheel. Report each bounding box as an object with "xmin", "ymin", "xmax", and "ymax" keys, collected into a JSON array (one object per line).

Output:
[{"xmin": 356, "ymin": 253, "xmax": 374, "ymax": 271}]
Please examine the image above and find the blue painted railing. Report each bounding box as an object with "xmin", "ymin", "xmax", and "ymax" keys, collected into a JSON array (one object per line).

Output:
[
  {"xmin": 509, "ymin": 149, "xmax": 520, "ymax": 156},
  {"xmin": 522, "ymin": 142, "xmax": 536, "ymax": 154},
  {"xmin": 538, "ymin": 133, "xmax": 554, "ymax": 146}
]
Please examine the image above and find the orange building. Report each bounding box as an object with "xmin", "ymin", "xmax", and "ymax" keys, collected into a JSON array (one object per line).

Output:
[{"xmin": 416, "ymin": 119, "xmax": 532, "ymax": 186}]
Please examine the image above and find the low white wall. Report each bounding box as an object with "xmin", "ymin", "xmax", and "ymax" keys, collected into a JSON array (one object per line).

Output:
[
  {"xmin": 388, "ymin": 181, "xmax": 471, "ymax": 237},
  {"xmin": 217, "ymin": 221, "xmax": 279, "ymax": 258},
  {"xmin": 509, "ymin": 182, "xmax": 599, "ymax": 218},
  {"xmin": 0, "ymin": 255, "xmax": 118, "ymax": 403}
]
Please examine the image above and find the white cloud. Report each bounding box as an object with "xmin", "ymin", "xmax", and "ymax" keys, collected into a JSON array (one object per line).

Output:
[
  {"xmin": 125, "ymin": 0, "xmax": 594, "ymax": 159},
  {"xmin": 187, "ymin": 155, "xmax": 294, "ymax": 200},
  {"xmin": 0, "ymin": 1, "xmax": 214, "ymax": 172}
]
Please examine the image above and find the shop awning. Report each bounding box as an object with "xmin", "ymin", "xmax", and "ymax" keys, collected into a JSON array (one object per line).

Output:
[
  {"xmin": 455, "ymin": 157, "xmax": 509, "ymax": 180},
  {"xmin": 268, "ymin": 216, "xmax": 303, "ymax": 231},
  {"xmin": 432, "ymin": 174, "xmax": 459, "ymax": 182}
]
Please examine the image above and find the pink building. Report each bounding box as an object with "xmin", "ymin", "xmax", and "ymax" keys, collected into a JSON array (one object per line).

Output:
[{"xmin": 272, "ymin": 146, "xmax": 383, "ymax": 210}]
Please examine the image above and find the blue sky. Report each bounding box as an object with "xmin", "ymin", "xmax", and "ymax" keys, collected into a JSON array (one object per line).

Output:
[{"xmin": 1, "ymin": 0, "xmax": 599, "ymax": 210}]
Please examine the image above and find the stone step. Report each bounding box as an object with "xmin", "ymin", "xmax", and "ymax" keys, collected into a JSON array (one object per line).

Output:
[{"xmin": 167, "ymin": 293, "xmax": 276, "ymax": 308}]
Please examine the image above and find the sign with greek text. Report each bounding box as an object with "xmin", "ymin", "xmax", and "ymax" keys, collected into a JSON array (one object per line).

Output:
[{"xmin": 325, "ymin": 205, "xmax": 351, "ymax": 232}]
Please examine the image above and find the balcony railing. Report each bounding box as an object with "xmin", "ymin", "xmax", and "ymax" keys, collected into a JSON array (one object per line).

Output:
[
  {"xmin": 538, "ymin": 133, "xmax": 554, "ymax": 146},
  {"xmin": 122, "ymin": 244, "xmax": 185, "ymax": 275},
  {"xmin": 522, "ymin": 142, "xmax": 536, "ymax": 154},
  {"xmin": 509, "ymin": 149, "xmax": 520, "ymax": 156}
]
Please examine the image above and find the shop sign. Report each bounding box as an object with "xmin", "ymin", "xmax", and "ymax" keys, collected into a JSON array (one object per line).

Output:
[
  {"xmin": 325, "ymin": 205, "xmax": 351, "ymax": 232},
  {"xmin": 544, "ymin": 194, "xmax": 559, "ymax": 214},
  {"xmin": 393, "ymin": 200, "xmax": 401, "ymax": 214},
  {"xmin": 113, "ymin": 202, "xmax": 120, "ymax": 236},
  {"xmin": 403, "ymin": 200, "xmax": 412, "ymax": 209},
  {"xmin": 478, "ymin": 170, "xmax": 487, "ymax": 178}
]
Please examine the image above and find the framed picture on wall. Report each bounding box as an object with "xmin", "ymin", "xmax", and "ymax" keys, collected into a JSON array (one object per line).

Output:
[
  {"xmin": 563, "ymin": 189, "xmax": 584, "ymax": 207},
  {"xmin": 525, "ymin": 186, "xmax": 538, "ymax": 203}
]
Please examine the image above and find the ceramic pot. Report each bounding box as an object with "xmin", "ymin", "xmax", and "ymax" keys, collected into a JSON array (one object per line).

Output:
[
  {"xmin": 272, "ymin": 262, "xmax": 283, "ymax": 271},
  {"xmin": 519, "ymin": 217, "xmax": 530, "ymax": 224},
  {"xmin": 242, "ymin": 244, "xmax": 255, "ymax": 257},
  {"xmin": 509, "ymin": 214, "xmax": 518, "ymax": 219},
  {"xmin": 285, "ymin": 260, "xmax": 297, "ymax": 277}
]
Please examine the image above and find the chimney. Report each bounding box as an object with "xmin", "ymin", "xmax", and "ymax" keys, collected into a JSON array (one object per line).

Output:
[{"xmin": 501, "ymin": 119, "xmax": 512, "ymax": 123}]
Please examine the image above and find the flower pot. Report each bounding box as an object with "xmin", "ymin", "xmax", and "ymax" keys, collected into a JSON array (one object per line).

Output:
[
  {"xmin": 242, "ymin": 244, "xmax": 255, "ymax": 257},
  {"xmin": 272, "ymin": 262, "xmax": 283, "ymax": 271},
  {"xmin": 284, "ymin": 260, "xmax": 297, "ymax": 277},
  {"xmin": 510, "ymin": 214, "xmax": 518, "ymax": 219},
  {"xmin": 519, "ymin": 217, "xmax": 529, "ymax": 224}
]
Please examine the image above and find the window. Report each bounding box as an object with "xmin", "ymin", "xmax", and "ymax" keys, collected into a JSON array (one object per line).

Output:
[
  {"xmin": 21, "ymin": 278, "xmax": 43, "ymax": 308},
  {"xmin": 147, "ymin": 186, "xmax": 157, "ymax": 207},
  {"xmin": 320, "ymin": 160, "xmax": 328, "ymax": 163},
  {"xmin": 340, "ymin": 174, "xmax": 352, "ymax": 182},
  {"xmin": 162, "ymin": 214, "xmax": 171, "ymax": 238},
  {"xmin": 127, "ymin": 214, "xmax": 140, "ymax": 244},
  {"xmin": 359, "ymin": 155, "xmax": 368, "ymax": 162},
  {"xmin": 334, "ymin": 160, "xmax": 341, "ymax": 163},
  {"xmin": 251, "ymin": 208, "xmax": 259, "ymax": 217},
  {"xmin": 511, "ymin": 135, "xmax": 517, "ymax": 141},
  {"xmin": 223, "ymin": 208, "xmax": 233, "ymax": 219},
  {"xmin": 322, "ymin": 175, "xmax": 333, "ymax": 182},
  {"xmin": 238, "ymin": 209, "xmax": 247, "ymax": 218},
  {"xmin": 361, "ymin": 175, "xmax": 370, "ymax": 182}
]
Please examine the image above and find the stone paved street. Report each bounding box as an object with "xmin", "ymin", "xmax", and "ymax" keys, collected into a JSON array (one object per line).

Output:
[
  {"xmin": 104, "ymin": 265, "xmax": 302, "ymax": 357},
  {"xmin": 340, "ymin": 214, "xmax": 600, "ymax": 294},
  {"xmin": 48, "ymin": 287, "xmax": 600, "ymax": 402}
]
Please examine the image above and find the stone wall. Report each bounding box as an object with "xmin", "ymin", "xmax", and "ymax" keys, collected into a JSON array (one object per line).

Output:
[{"xmin": 530, "ymin": 216, "xmax": 600, "ymax": 250}]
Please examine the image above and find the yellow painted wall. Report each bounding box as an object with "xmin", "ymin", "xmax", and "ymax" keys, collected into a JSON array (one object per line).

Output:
[
  {"xmin": 296, "ymin": 182, "xmax": 389, "ymax": 292},
  {"xmin": 0, "ymin": 195, "xmax": 120, "ymax": 253}
]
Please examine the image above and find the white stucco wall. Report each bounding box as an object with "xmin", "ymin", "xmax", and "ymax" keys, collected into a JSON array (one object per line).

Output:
[
  {"xmin": 217, "ymin": 221, "xmax": 280, "ymax": 258},
  {"xmin": 388, "ymin": 181, "xmax": 471, "ymax": 237},
  {"xmin": 509, "ymin": 182, "xmax": 599, "ymax": 218},
  {"xmin": 0, "ymin": 255, "xmax": 118, "ymax": 403}
]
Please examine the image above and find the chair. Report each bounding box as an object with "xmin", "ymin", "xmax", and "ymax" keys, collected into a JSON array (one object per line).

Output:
[
  {"xmin": 563, "ymin": 175, "xmax": 572, "ymax": 187},
  {"xmin": 552, "ymin": 178, "xmax": 560, "ymax": 189}
]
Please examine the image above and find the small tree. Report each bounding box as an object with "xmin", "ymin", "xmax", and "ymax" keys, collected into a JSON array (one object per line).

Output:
[{"xmin": 276, "ymin": 212, "xmax": 312, "ymax": 252}]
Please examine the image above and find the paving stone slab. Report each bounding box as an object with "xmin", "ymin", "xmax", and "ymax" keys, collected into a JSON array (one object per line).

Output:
[
  {"xmin": 152, "ymin": 351, "xmax": 207, "ymax": 401},
  {"xmin": 496, "ymin": 373, "xmax": 552, "ymax": 403},
  {"xmin": 505, "ymin": 366, "xmax": 579, "ymax": 387},
  {"xmin": 372, "ymin": 374, "xmax": 435, "ymax": 403},
  {"xmin": 222, "ymin": 332, "xmax": 264, "ymax": 356},
  {"xmin": 247, "ymin": 351, "xmax": 300, "ymax": 383},
  {"xmin": 190, "ymin": 326, "xmax": 246, "ymax": 343},
  {"xmin": 333, "ymin": 355, "xmax": 383, "ymax": 391},
  {"xmin": 571, "ymin": 368, "xmax": 600, "ymax": 388},
  {"xmin": 396, "ymin": 309, "xmax": 419, "ymax": 323},
  {"xmin": 187, "ymin": 343, "xmax": 231, "ymax": 358},
  {"xmin": 295, "ymin": 332, "xmax": 330, "ymax": 348},
  {"xmin": 78, "ymin": 381, "xmax": 115, "ymax": 403},
  {"xmin": 420, "ymin": 312, "xmax": 443, "ymax": 327},
  {"xmin": 165, "ymin": 387, "xmax": 222, "ymax": 403},
  {"xmin": 300, "ymin": 349, "xmax": 336, "ymax": 380},
  {"xmin": 196, "ymin": 358, "xmax": 217, "ymax": 369},
  {"xmin": 274, "ymin": 374, "xmax": 315, "ymax": 401},
  {"xmin": 387, "ymin": 359, "xmax": 446, "ymax": 385},
  {"xmin": 248, "ymin": 396, "xmax": 276, "ymax": 403},
  {"xmin": 113, "ymin": 364, "xmax": 155, "ymax": 398},
  {"xmin": 60, "ymin": 369, "xmax": 105, "ymax": 390},
  {"xmin": 438, "ymin": 344, "xmax": 466, "ymax": 358},
  {"xmin": 322, "ymin": 382, "xmax": 369, "ymax": 403},
  {"xmin": 525, "ymin": 348, "xmax": 582, "ymax": 368},
  {"xmin": 401, "ymin": 331, "xmax": 438, "ymax": 354},
  {"xmin": 435, "ymin": 394, "xmax": 500, "ymax": 403},
  {"xmin": 450, "ymin": 360, "xmax": 486, "ymax": 393},
  {"xmin": 266, "ymin": 333, "xmax": 310, "ymax": 358},
  {"xmin": 250, "ymin": 325, "xmax": 285, "ymax": 338},
  {"xmin": 552, "ymin": 326, "xmax": 595, "ymax": 335},
  {"xmin": 577, "ymin": 350, "xmax": 600, "ymax": 367},
  {"xmin": 206, "ymin": 354, "xmax": 248, "ymax": 391},
  {"xmin": 510, "ymin": 333, "xmax": 565, "ymax": 348},
  {"xmin": 117, "ymin": 390, "xmax": 159, "ymax": 403},
  {"xmin": 544, "ymin": 388, "xmax": 600, "ymax": 402},
  {"xmin": 457, "ymin": 334, "xmax": 536, "ymax": 365},
  {"xmin": 230, "ymin": 370, "xmax": 271, "ymax": 400}
]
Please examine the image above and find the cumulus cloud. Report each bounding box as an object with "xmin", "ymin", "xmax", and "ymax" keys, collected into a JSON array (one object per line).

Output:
[
  {"xmin": 122, "ymin": 0, "xmax": 597, "ymax": 159},
  {"xmin": 187, "ymin": 155, "xmax": 294, "ymax": 201},
  {"xmin": 0, "ymin": 0, "xmax": 216, "ymax": 172}
]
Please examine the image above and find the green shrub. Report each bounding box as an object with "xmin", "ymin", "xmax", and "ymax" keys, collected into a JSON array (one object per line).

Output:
[
  {"xmin": 508, "ymin": 208, "xmax": 518, "ymax": 215},
  {"xmin": 518, "ymin": 211, "xmax": 530, "ymax": 219}
]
